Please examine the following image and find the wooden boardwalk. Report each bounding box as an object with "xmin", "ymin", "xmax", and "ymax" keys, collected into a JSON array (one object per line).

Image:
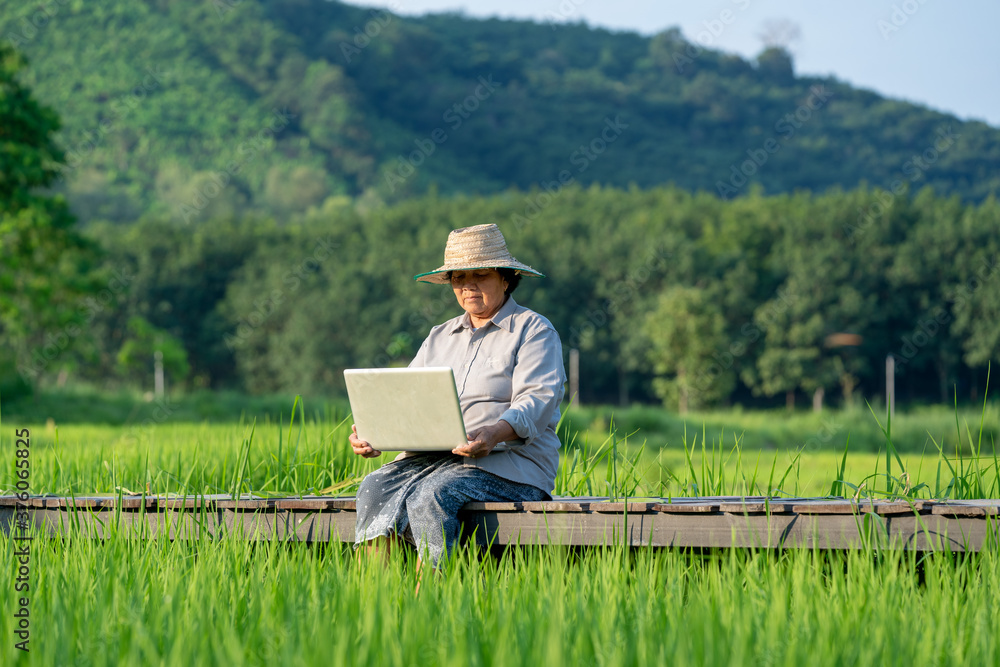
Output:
[{"xmin": 2, "ymin": 495, "xmax": 998, "ymax": 552}]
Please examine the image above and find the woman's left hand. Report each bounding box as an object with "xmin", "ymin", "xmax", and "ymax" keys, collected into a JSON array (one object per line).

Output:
[{"xmin": 453, "ymin": 420, "xmax": 517, "ymax": 459}]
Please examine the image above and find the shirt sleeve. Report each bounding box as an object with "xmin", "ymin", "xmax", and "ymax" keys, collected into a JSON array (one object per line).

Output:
[
  {"xmin": 498, "ymin": 327, "xmax": 566, "ymax": 445},
  {"xmin": 408, "ymin": 336, "xmax": 428, "ymax": 368}
]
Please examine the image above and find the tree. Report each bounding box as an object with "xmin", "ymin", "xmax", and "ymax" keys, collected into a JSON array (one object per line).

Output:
[
  {"xmin": 755, "ymin": 47, "xmax": 794, "ymax": 84},
  {"xmin": 950, "ymin": 195, "xmax": 1000, "ymax": 379},
  {"xmin": 116, "ymin": 316, "xmax": 190, "ymax": 390},
  {"xmin": 643, "ymin": 286, "xmax": 734, "ymax": 413},
  {"xmin": 0, "ymin": 45, "xmax": 96, "ymax": 392},
  {"xmin": 747, "ymin": 189, "xmax": 903, "ymax": 410},
  {"xmin": 886, "ymin": 188, "xmax": 966, "ymax": 402},
  {"xmin": 756, "ymin": 19, "xmax": 802, "ymax": 51}
]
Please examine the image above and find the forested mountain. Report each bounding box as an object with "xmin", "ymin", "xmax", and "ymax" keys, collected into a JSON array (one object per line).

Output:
[
  {"xmin": 3, "ymin": 0, "xmax": 999, "ymax": 223},
  {"xmin": 4, "ymin": 4, "xmax": 999, "ymax": 408}
]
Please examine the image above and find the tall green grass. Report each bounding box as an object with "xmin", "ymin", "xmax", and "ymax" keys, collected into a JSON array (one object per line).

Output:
[
  {"xmin": 2, "ymin": 392, "xmax": 999, "ymax": 666},
  {"xmin": 0, "ymin": 405, "xmax": 374, "ymax": 498},
  {"xmin": 564, "ymin": 396, "xmax": 1000, "ymax": 454},
  {"xmin": 3, "ymin": 524, "xmax": 999, "ymax": 666},
  {"xmin": 556, "ymin": 376, "xmax": 999, "ymax": 501},
  {"xmin": 2, "ymin": 392, "xmax": 998, "ymax": 501}
]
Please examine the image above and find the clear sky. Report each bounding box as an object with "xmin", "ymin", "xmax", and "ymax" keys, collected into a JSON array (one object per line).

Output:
[{"xmin": 350, "ymin": 0, "xmax": 1000, "ymax": 128}]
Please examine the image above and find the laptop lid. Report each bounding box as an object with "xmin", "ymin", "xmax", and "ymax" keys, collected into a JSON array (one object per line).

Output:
[{"xmin": 344, "ymin": 367, "xmax": 467, "ymax": 451}]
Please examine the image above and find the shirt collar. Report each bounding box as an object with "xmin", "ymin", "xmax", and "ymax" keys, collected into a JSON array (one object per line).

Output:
[{"xmin": 449, "ymin": 295, "xmax": 519, "ymax": 334}]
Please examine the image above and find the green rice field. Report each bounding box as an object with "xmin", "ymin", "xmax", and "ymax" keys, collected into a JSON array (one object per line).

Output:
[
  {"xmin": 3, "ymin": 531, "xmax": 999, "ymax": 665},
  {"xmin": 1, "ymin": 397, "xmax": 999, "ymax": 665},
  {"xmin": 2, "ymin": 397, "xmax": 997, "ymax": 499}
]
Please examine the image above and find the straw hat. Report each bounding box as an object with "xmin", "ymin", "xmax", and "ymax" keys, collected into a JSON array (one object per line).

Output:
[{"xmin": 414, "ymin": 224, "xmax": 544, "ymax": 284}]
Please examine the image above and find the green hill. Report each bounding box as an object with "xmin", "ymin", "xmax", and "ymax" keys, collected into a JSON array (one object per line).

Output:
[{"xmin": 3, "ymin": 0, "xmax": 999, "ymax": 222}]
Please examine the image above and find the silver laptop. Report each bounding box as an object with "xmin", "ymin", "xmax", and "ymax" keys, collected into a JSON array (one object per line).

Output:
[{"xmin": 344, "ymin": 367, "xmax": 468, "ymax": 451}]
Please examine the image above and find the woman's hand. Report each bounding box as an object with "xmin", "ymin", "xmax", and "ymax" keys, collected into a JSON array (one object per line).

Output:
[
  {"xmin": 453, "ymin": 420, "xmax": 517, "ymax": 459},
  {"xmin": 349, "ymin": 424, "xmax": 381, "ymax": 458}
]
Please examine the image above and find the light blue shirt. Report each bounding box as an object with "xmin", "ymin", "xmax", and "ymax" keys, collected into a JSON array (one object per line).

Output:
[{"xmin": 406, "ymin": 295, "xmax": 566, "ymax": 493}]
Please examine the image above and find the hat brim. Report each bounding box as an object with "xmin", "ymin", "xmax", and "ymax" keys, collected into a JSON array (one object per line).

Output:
[{"xmin": 414, "ymin": 264, "xmax": 545, "ymax": 284}]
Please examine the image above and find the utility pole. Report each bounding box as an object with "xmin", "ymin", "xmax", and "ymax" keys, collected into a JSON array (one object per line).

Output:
[
  {"xmin": 885, "ymin": 353, "xmax": 895, "ymax": 421},
  {"xmin": 569, "ymin": 348, "xmax": 579, "ymax": 407},
  {"xmin": 154, "ymin": 350, "xmax": 165, "ymax": 400}
]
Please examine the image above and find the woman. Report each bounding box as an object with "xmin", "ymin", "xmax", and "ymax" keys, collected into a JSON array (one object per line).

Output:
[{"xmin": 350, "ymin": 223, "xmax": 566, "ymax": 567}]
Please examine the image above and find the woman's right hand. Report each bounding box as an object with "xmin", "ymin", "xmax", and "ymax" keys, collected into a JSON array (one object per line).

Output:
[{"xmin": 349, "ymin": 424, "xmax": 381, "ymax": 458}]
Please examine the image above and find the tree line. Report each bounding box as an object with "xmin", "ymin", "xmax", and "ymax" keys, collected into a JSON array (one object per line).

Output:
[{"xmin": 5, "ymin": 183, "xmax": 995, "ymax": 411}]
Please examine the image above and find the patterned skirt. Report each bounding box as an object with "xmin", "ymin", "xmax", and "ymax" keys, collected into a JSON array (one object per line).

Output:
[{"xmin": 354, "ymin": 452, "xmax": 549, "ymax": 566}]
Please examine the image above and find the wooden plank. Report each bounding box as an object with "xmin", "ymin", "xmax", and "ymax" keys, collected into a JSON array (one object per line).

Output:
[
  {"xmin": 680, "ymin": 495, "xmax": 795, "ymax": 503},
  {"xmin": 931, "ymin": 503, "xmax": 1000, "ymax": 517},
  {"xmin": 59, "ymin": 496, "xmax": 123, "ymax": 509},
  {"xmin": 461, "ymin": 501, "xmax": 522, "ymax": 512},
  {"xmin": 589, "ymin": 502, "xmax": 659, "ymax": 513},
  {"xmin": 55, "ymin": 496, "xmax": 152, "ymax": 510},
  {"xmin": 0, "ymin": 494, "xmax": 222, "ymax": 510},
  {"xmin": 1, "ymin": 502, "xmax": 995, "ymax": 552},
  {"xmin": 885, "ymin": 514, "xmax": 998, "ymax": 551},
  {"xmin": 791, "ymin": 500, "xmax": 930, "ymax": 515},
  {"xmin": 551, "ymin": 496, "xmax": 610, "ymax": 503},
  {"xmin": 937, "ymin": 499, "xmax": 1000, "ymax": 505},
  {"xmin": 155, "ymin": 494, "xmax": 238, "ymax": 510},
  {"xmin": 0, "ymin": 506, "xmax": 226, "ymax": 540},
  {"xmin": 464, "ymin": 511, "xmax": 833, "ymax": 549},
  {"xmin": 653, "ymin": 498, "xmax": 717, "ymax": 504},
  {"xmin": 216, "ymin": 498, "xmax": 276, "ymax": 510},
  {"xmin": 864, "ymin": 501, "xmax": 928, "ymax": 515},
  {"xmin": 282, "ymin": 510, "xmax": 357, "ymax": 542},
  {"xmin": 463, "ymin": 511, "xmax": 659, "ymax": 548},
  {"xmin": 274, "ymin": 497, "xmax": 357, "ymax": 511},
  {"xmin": 652, "ymin": 502, "xmax": 720, "ymax": 514},
  {"xmin": 520, "ymin": 500, "xmax": 593, "ymax": 513},
  {"xmin": 658, "ymin": 497, "xmax": 811, "ymax": 514},
  {"xmin": 463, "ymin": 509, "xmax": 995, "ymax": 552},
  {"xmin": 22, "ymin": 496, "xmax": 61, "ymax": 509},
  {"xmin": 792, "ymin": 501, "xmax": 859, "ymax": 514},
  {"xmin": 221, "ymin": 508, "xmax": 356, "ymax": 542},
  {"xmin": 719, "ymin": 501, "xmax": 795, "ymax": 514},
  {"xmin": 117, "ymin": 508, "xmax": 224, "ymax": 540}
]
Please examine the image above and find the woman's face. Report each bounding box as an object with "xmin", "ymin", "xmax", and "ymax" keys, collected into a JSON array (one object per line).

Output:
[{"xmin": 450, "ymin": 269, "xmax": 508, "ymax": 323}]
